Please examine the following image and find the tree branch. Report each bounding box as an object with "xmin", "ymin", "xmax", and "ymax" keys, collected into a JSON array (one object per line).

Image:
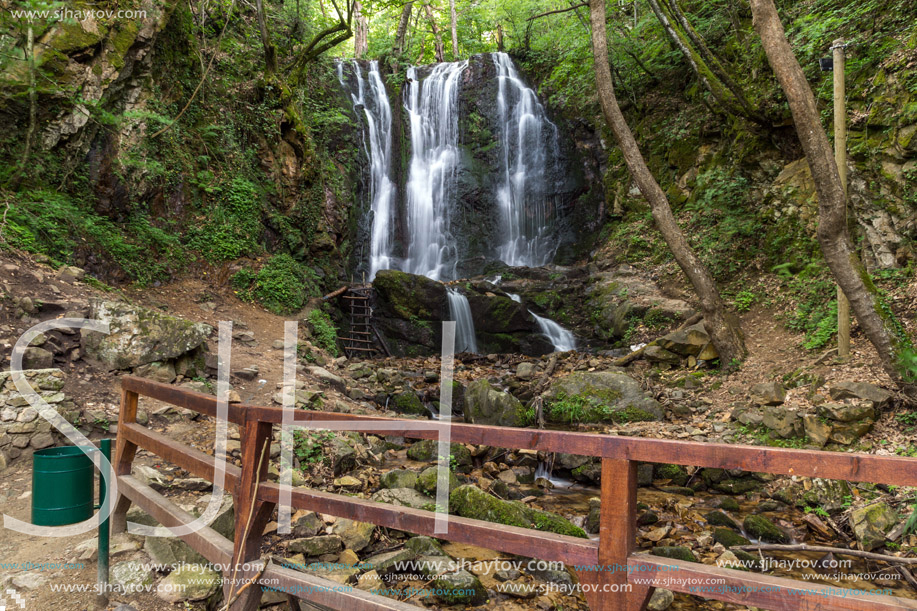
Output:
[{"xmin": 527, "ymin": 3, "xmax": 588, "ymax": 21}]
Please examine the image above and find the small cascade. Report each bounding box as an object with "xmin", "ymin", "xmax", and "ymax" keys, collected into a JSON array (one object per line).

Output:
[
  {"xmin": 493, "ymin": 52, "xmax": 561, "ymax": 268},
  {"xmin": 530, "ymin": 311, "xmax": 576, "ymax": 352},
  {"xmin": 534, "ymin": 460, "xmax": 573, "ymax": 488},
  {"xmin": 403, "ymin": 61, "xmax": 468, "ymax": 280},
  {"xmin": 446, "ymin": 288, "xmax": 478, "ymax": 353},
  {"xmin": 507, "ymin": 293, "xmax": 521, "ymax": 303},
  {"xmin": 337, "ymin": 60, "xmax": 396, "ymax": 280}
]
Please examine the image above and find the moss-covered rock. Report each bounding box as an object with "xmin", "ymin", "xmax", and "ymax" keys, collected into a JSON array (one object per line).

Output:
[
  {"xmin": 743, "ymin": 515, "xmax": 788, "ymax": 543},
  {"xmin": 705, "ymin": 511, "xmax": 740, "ymax": 530},
  {"xmin": 415, "ymin": 466, "xmax": 461, "ymax": 495},
  {"xmin": 391, "ymin": 391, "xmax": 427, "ymax": 416},
  {"xmin": 464, "ymin": 379, "xmax": 526, "ymax": 426},
  {"xmin": 655, "ymin": 464, "xmax": 689, "ymax": 486},
  {"xmin": 380, "ymin": 469, "xmax": 418, "ymax": 490},
  {"xmin": 449, "ymin": 485, "xmax": 586, "ymax": 538},
  {"xmin": 851, "ymin": 502, "xmax": 898, "ymax": 551},
  {"xmin": 713, "ymin": 528, "xmax": 750, "ymax": 548},
  {"xmin": 651, "ymin": 546, "xmax": 697, "ymax": 563},
  {"xmin": 543, "ymin": 371, "xmax": 663, "ymax": 424}
]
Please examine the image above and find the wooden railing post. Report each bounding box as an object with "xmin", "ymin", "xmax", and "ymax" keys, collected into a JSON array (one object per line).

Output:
[
  {"xmin": 575, "ymin": 459, "xmax": 653, "ymax": 610},
  {"xmin": 226, "ymin": 418, "xmax": 275, "ymax": 611},
  {"xmin": 111, "ymin": 388, "xmax": 138, "ymax": 534}
]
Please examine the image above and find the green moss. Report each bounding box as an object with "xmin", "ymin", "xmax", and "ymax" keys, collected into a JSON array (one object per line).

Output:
[
  {"xmin": 713, "ymin": 528, "xmax": 750, "ymax": 548},
  {"xmin": 651, "ymin": 546, "xmax": 697, "ymax": 563},
  {"xmin": 655, "ymin": 464, "xmax": 688, "ymax": 486},
  {"xmin": 449, "ymin": 485, "xmax": 587, "ymax": 538},
  {"xmin": 743, "ymin": 515, "xmax": 788, "ymax": 543}
]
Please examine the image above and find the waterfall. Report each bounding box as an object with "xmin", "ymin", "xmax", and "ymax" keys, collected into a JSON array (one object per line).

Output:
[
  {"xmin": 403, "ymin": 61, "xmax": 468, "ymax": 280},
  {"xmin": 446, "ymin": 288, "xmax": 478, "ymax": 353},
  {"xmin": 338, "ymin": 60, "xmax": 396, "ymax": 280},
  {"xmin": 493, "ymin": 52, "xmax": 560, "ymax": 268},
  {"xmin": 530, "ymin": 311, "xmax": 576, "ymax": 352}
]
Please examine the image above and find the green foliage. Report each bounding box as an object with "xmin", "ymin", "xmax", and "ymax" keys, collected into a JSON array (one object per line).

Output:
[
  {"xmin": 293, "ymin": 429, "xmax": 333, "ymax": 470},
  {"xmin": 308, "ymin": 308, "xmax": 339, "ymax": 356},
  {"xmin": 733, "ymin": 290, "xmax": 757, "ymax": 313},
  {"xmin": 2, "ymin": 189, "xmax": 183, "ymax": 285},
  {"xmin": 187, "ymin": 178, "xmax": 263, "ymax": 262},
  {"xmin": 253, "ymin": 254, "xmax": 319, "ymax": 314}
]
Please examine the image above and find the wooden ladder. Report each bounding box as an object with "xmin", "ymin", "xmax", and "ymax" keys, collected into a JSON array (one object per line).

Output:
[{"xmin": 339, "ymin": 286, "xmax": 380, "ymax": 358}]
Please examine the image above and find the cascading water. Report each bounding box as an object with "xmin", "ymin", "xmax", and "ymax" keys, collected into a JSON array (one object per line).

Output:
[
  {"xmin": 531, "ymin": 311, "xmax": 576, "ymax": 352},
  {"xmin": 403, "ymin": 61, "xmax": 468, "ymax": 280},
  {"xmin": 446, "ymin": 288, "xmax": 478, "ymax": 353},
  {"xmin": 337, "ymin": 60, "xmax": 396, "ymax": 280},
  {"xmin": 493, "ymin": 52, "xmax": 561, "ymax": 268}
]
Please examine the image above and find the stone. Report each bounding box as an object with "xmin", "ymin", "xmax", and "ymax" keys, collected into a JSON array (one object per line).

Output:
[
  {"xmin": 406, "ymin": 440, "xmax": 471, "ymax": 467},
  {"xmin": 12, "ymin": 572, "xmax": 47, "ymax": 589},
  {"xmin": 390, "ymin": 391, "xmax": 426, "ymax": 416},
  {"xmin": 81, "ymin": 300, "xmax": 212, "ymax": 370},
  {"xmin": 157, "ymin": 564, "xmax": 220, "ymax": 602},
  {"xmin": 133, "ymin": 361, "xmax": 177, "ymax": 384},
  {"xmin": 705, "ymin": 511, "xmax": 739, "ymax": 530},
  {"xmin": 651, "ymin": 546, "xmax": 697, "ymax": 563},
  {"xmin": 817, "ymin": 402, "xmax": 875, "ymax": 423},
  {"xmin": 713, "ymin": 528, "xmax": 750, "ymax": 548},
  {"xmin": 288, "ymin": 535, "xmax": 343, "ymax": 556},
  {"xmin": 851, "ymin": 503, "xmax": 898, "ymax": 550},
  {"xmin": 495, "ymin": 568, "xmax": 522, "ymax": 582},
  {"xmin": 762, "ymin": 406, "xmax": 802, "ymax": 438},
  {"xmin": 363, "ymin": 548, "xmax": 416, "ymax": 573},
  {"xmin": 381, "ymin": 469, "xmax": 418, "ymax": 490},
  {"xmin": 111, "ymin": 561, "xmax": 155, "ymax": 593},
  {"xmin": 357, "ymin": 570, "xmax": 383, "ymax": 591},
  {"xmin": 305, "ymin": 366, "xmax": 346, "ymax": 390},
  {"xmin": 644, "ymin": 345, "xmax": 682, "ymax": 366},
  {"xmin": 828, "ymin": 382, "xmax": 892, "ymax": 408},
  {"xmin": 648, "ymin": 588, "xmax": 675, "ymax": 611},
  {"xmin": 658, "ymin": 323, "xmax": 709, "ymax": 356},
  {"xmin": 516, "ymin": 362, "xmax": 537, "ymax": 380},
  {"xmin": 829, "ymin": 419, "xmax": 875, "ymax": 445},
  {"xmin": 798, "ymin": 478, "xmax": 852, "ymax": 515},
  {"xmin": 21, "ymin": 347, "xmax": 54, "ymax": 369},
  {"xmin": 29, "ymin": 432, "xmax": 54, "ymax": 449},
  {"xmin": 464, "ymin": 379, "xmax": 526, "ymax": 426},
  {"xmin": 544, "ymin": 371, "xmax": 663, "ymax": 424},
  {"xmin": 803, "ymin": 415, "xmax": 832, "ymax": 447},
  {"xmin": 449, "ymin": 485, "xmax": 586, "ymax": 538},
  {"xmin": 405, "ymin": 536, "xmax": 444, "ymax": 557},
  {"xmin": 331, "ymin": 518, "xmax": 375, "ymax": 552},
  {"xmin": 333, "ymin": 475, "xmax": 362, "ymax": 488},
  {"xmin": 750, "ymin": 382, "xmax": 786, "ymax": 406},
  {"xmin": 370, "ymin": 488, "xmax": 434, "ymax": 510},
  {"xmin": 432, "ymin": 569, "xmax": 487, "ymax": 605},
  {"xmin": 56, "ymin": 266, "xmax": 86, "ymax": 282},
  {"xmin": 329, "ymin": 437, "xmax": 357, "ymax": 475},
  {"xmin": 415, "ymin": 466, "xmax": 461, "ymax": 495},
  {"xmin": 291, "ymin": 511, "xmax": 324, "ymax": 537},
  {"xmin": 655, "ymin": 464, "xmax": 688, "ymax": 486},
  {"xmin": 743, "ymin": 515, "xmax": 788, "ymax": 543}
]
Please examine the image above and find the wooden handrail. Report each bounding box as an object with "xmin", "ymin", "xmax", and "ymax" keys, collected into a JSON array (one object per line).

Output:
[{"xmin": 112, "ymin": 376, "xmax": 917, "ymax": 611}]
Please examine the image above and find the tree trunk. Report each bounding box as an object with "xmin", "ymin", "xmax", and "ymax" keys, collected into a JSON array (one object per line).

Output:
[
  {"xmin": 449, "ymin": 0, "xmax": 458, "ymax": 59},
  {"xmin": 9, "ymin": 23, "xmax": 36, "ymax": 189},
  {"xmin": 353, "ymin": 0, "xmax": 368, "ymax": 58},
  {"xmin": 749, "ymin": 0, "xmax": 917, "ymax": 398},
  {"xmin": 395, "ymin": 2, "xmax": 414, "ymax": 55},
  {"xmin": 423, "ymin": 2, "xmax": 444, "ymax": 62},
  {"xmin": 496, "ymin": 23, "xmax": 504, "ymax": 51},
  {"xmin": 588, "ymin": 0, "xmax": 747, "ymax": 367},
  {"xmin": 255, "ymin": 0, "xmax": 277, "ymax": 75}
]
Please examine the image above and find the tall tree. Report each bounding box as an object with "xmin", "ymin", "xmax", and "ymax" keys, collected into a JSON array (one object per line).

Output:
[
  {"xmin": 449, "ymin": 0, "xmax": 458, "ymax": 59},
  {"xmin": 588, "ymin": 0, "xmax": 747, "ymax": 366},
  {"xmin": 353, "ymin": 0, "xmax": 368, "ymax": 58},
  {"xmin": 394, "ymin": 2, "xmax": 414, "ymax": 55},
  {"xmin": 748, "ymin": 0, "xmax": 917, "ymax": 398},
  {"xmin": 423, "ymin": 0, "xmax": 445, "ymax": 62}
]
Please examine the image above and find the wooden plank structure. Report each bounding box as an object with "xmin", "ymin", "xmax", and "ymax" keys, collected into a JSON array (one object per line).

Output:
[
  {"xmin": 338, "ymin": 285, "xmax": 381, "ymax": 358},
  {"xmin": 112, "ymin": 375, "xmax": 917, "ymax": 610}
]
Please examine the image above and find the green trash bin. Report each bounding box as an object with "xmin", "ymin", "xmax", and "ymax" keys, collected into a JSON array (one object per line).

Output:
[{"xmin": 32, "ymin": 445, "xmax": 96, "ymax": 526}]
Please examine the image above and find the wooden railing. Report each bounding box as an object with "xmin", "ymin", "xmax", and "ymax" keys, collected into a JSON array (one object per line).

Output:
[{"xmin": 111, "ymin": 375, "xmax": 917, "ymax": 610}]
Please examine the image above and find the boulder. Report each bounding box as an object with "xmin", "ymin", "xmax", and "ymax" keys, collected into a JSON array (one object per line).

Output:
[
  {"xmin": 516, "ymin": 362, "xmax": 537, "ymax": 380},
  {"xmin": 380, "ymin": 469, "xmax": 418, "ymax": 490},
  {"xmin": 658, "ymin": 323, "xmax": 709, "ymax": 357},
  {"xmin": 829, "ymin": 419, "xmax": 875, "ymax": 445},
  {"xmin": 803, "ymin": 414, "xmax": 832, "ymax": 448},
  {"xmin": 762, "ymin": 406, "xmax": 803, "ymax": 438},
  {"xmin": 390, "ymin": 391, "xmax": 426, "ymax": 416},
  {"xmin": 828, "ymin": 382, "xmax": 892, "ymax": 408},
  {"xmin": 644, "ymin": 345, "xmax": 681, "ymax": 366},
  {"xmin": 817, "ymin": 402, "xmax": 875, "ymax": 422},
  {"xmin": 331, "ymin": 518, "xmax": 375, "ymax": 551},
  {"xmin": 288, "ymin": 535, "xmax": 343, "ymax": 556},
  {"xmin": 750, "ymin": 382, "xmax": 786, "ymax": 406},
  {"xmin": 713, "ymin": 528, "xmax": 750, "ymax": 548},
  {"xmin": 851, "ymin": 502, "xmax": 898, "ymax": 550},
  {"xmin": 110, "ymin": 561, "xmax": 154, "ymax": 593},
  {"xmin": 449, "ymin": 485, "xmax": 586, "ymax": 538},
  {"xmin": 133, "ymin": 361, "xmax": 177, "ymax": 384},
  {"xmin": 157, "ymin": 564, "xmax": 220, "ymax": 603},
  {"xmin": 415, "ymin": 466, "xmax": 461, "ymax": 495},
  {"xmin": 291, "ymin": 511, "xmax": 324, "ymax": 537},
  {"xmin": 81, "ymin": 300, "xmax": 212, "ymax": 370},
  {"xmin": 543, "ymin": 372, "xmax": 663, "ymax": 424},
  {"xmin": 21, "ymin": 347, "xmax": 54, "ymax": 369},
  {"xmin": 648, "ymin": 588, "xmax": 675, "ymax": 611},
  {"xmin": 743, "ymin": 515, "xmax": 788, "ymax": 543},
  {"xmin": 464, "ymin": 379, "xmax": 526, "ymax": 426},
  {"xmin": 405, "ymin": 536, "xmax": 445, "ymax": 557},
  {"xmin": 651, "ymin": 546, "xmax": 697, "ymax": 563},
  {"xmin": 370, "ymin": 488, "xmax": 434, "ymax": 509}
]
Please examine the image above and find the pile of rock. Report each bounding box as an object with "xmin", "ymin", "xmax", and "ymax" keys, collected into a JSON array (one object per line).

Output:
[
  {"xmin": 0, "ymin": 369, "xmax": 80, "ymax": 465},
  {"xmin": 643, "ymin": 322, "xmax": 718, "ymax": 368}
]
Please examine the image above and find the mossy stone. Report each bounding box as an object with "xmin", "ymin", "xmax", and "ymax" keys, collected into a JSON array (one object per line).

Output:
[
  {"xmin": 743, "ymin": 515, "xmax": 788, "ymax": 543},
  {"xmin": 651, "ymin": 546, "xmax": 697, "ymax": 563},
  {"xmin": 713, "ymin": 528, "xmax": 750, "ymax": 548}
]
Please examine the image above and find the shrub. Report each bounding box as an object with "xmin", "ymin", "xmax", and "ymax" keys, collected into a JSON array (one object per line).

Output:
[
  {"xmin": 308, "ymin": 309, "xmax": 339, "ymax": 356},
  {"xmin": 253, "ymin": 254, "xmax": 319, "ymax": 314}
]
